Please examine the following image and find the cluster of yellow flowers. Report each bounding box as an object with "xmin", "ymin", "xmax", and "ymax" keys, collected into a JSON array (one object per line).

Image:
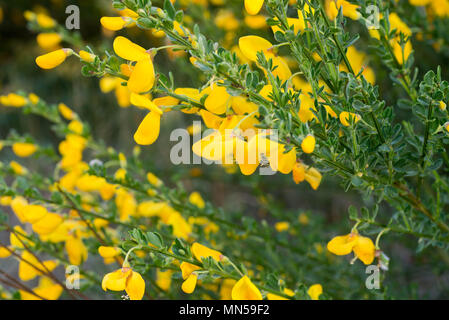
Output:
[
  {"xmin": 0, "ymin": 89, "xmax": 329, "ymax": 299},
  {"xmin": 8, "ymin": 0, "xmax": 448, "ymax": 300},
  {"xmin": 32, "ymin": 1, "xmax": 385, "ymax": 191}
]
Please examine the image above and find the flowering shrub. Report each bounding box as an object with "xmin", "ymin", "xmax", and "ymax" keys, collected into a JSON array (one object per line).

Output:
[{"xmin": 1, "ymin": 0, "xmax": 449, "ymax": 300}]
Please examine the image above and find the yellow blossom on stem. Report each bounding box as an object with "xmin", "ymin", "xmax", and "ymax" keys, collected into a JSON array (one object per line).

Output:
[
  {"xmin": 101, "ymin": 16, "xmax": 130, "ymax": 31},
  {"xmin": 181, "ymin": 273, "xmax": 198, "ymax": 294},
  {"xmin": 307, "ymin": 284, "xmax": 323, "ymax": 300},
  {"xmin": 245, "ymin": 0, "xmax": 264, "ymax": 15},
  {"xmin": 327, "ymin": 233, "xmax": 376, "ymax": 265},
  {"xmin": 339, "ymin": 112, "xmax": 361, "ymax": 127},
  {"xmin": 36, "ymin": 33, "xmax": 62, "ymax": 50},
  {"xmin": 36, "ymin": 48, "xmax": 73, "ymax": 70},
  {"xmin": 231, "ymin": 276, "xmax": 262, "ymax": 300},
  {"xmin": 102, "ymin": 267, "xmax": 145, "ymax": 300},
  {"xmin": 12, "ymin": 142, "xmax": 38, "ymax": 157},
  {"xmin": 79, "ymin": 50, "xmax": 96, "ymax": 63},
  {"xmin": 191, "ymin": 242, "xmax": 224, "ymax": 262},
  {"xmin": 301, "ymin": 135, "xmax": 316, "ymax": 154},
  {"xmin": 189, "ymin": 192, "xmax": 205, "ymax": 209},
  {"xmin": 65, "ymin": 235, "xmax": 88, "ymax": 265}
]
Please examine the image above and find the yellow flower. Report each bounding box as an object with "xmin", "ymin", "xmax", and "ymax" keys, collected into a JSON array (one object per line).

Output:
[
  {"xmin": 181, "ymin": 273, "xmax": 198, "ymax": 294},
  {"xmin": 36, "ymin": 33, "xmax": 62, "ymax": 50},
  {"xmin": 102, "ymin": 267, "xmax": 145, "ymax": 300},
  {"xmin": 205, "ymin": 84, "xmax": 231, "ymax": 115},
  {"xmin": 130, "ymin": 94, "xmax": 164, "ymax": 145},
  {"xmin": 231, "ymin": 276, "xmax": 262, "ymax": 300},
  {"xmin": 392, "ymin": 39, "xmax": 413, "ymax": 65},
  {"xmin": 327, "ymin": 233, "xmax": 376, "ymax": 265},
  {"xmin": 180, "ymin": 262, "xmax": 201, "ymax": 280},
  {"xmin": 10, "ymin": 225, "xmax": 32, "ymax": 248},
  {"xmin": 12, "ymin": 142, "xmax": 38, "ymax": 157},
  {"xmin": 65, "ymin": 235, "xmax": 88, "ymax": 265},
  {"xmin": 191, "ymin": 242, "xmax": 224, "ymax": 262},
  {"xmin": 292, "ymin": 162, "xmax": 305, "ymax": 184},
  {"xmin": 36, "ymin": 13, "xmax": 56, "ymax": 28},
  {"xmin": 271, "ymin": 17, "xmax": 304, "ymax": 35},
  {"xmin": 10, "ymin": 197, "xmax": 28, "ymax": 224},
  {"xmin": 36, "ymin": 48, "xmax": 73, "ymax": 69},
  {"xmin": 307, "ymin": 284, "xmax": 323, "ymax": 300},
  {"xmin": 28, "ymin": 93, "xmax": 40, "ymax": 104},
  {"xmin": 32, "ymin": 212, "xmax": 63, "ymax": 235},
  {"xmin": 244, "ymin": 15, "xmax": 268, "ymax": 29},
  {"xmin": 326, "ymin": 0, "xmax": 360, "ymax": 21},
  {"xmin": 156, "ymin": 270, "xmax": 173, "ymax": 291},
  {"xmin": 293, "ymin": 163, "xmax": 322, "ymax": 190},
  {"xmin": 189, "ymin": 192, "xmax": 205, "ymax": 209},
  {"xmin": 444, "ymin": 122, "xmax": 449, "ymax": 133},
  {"xmin": 58, "ymin": 103, "xmax": 75, "ymax": 120},
  {"xmin": 439, "ymin": 101, "xmax": 447, "ymax": 111},
  {"xmin": 0, "ymin": 246, "xmax": 11, "ymax": 258},
  {"xmin": 20, "ymin": 277, "xmax": 63, "ymax": 300},
  {"xmin": 101, "ymin": 16, "xmax": 132, "ymax": 31},
  {"xmin": 79, "ymin": 50, "xmax": 96, "ymax": 63},
  {"xmin": 18, "ymin": 251, "xmax": 58, "ymax": 281},
  {"xmin": 0, "ymin": 93, "xmax": 28, "ymax": 107},
  {"xmin": 134, "ymin": 111, "xmax": 162, "ymax": 145},
  {"xmin": 353, "ymin": 236, "xmax": 376, "ymax": 265},
  {"xmin": 239, "ymin": 35, "xmax": 273, "ymax": 62},
  {"xmin": 10, "ymin": 161, "xmax": 27, "ymax": 175},
  {"xmin": 274, "ymin": 222, "xmax": 290, "ymax": 232},
  {"xmin": 301, "ymin": 135, "xmax": 316, "ymax": 154},
  {"xmin": 327, "ymin": 233, "xmax": 359, "ymax": 255},
  {"xmin": 98, "ymin": 246, "xmax": 121, "ymax": 259},
  {"xmin": 113, "ymin": 36, "xmax": 155, "ymax": 94},
  {"xmin": 245, "ymin": 0, "xmax": 264, "ymax": 15},
  {"xmin": 339, "ymin": 111, "xmax": 361, "ymax": 127},
  {"xmin": 22, "ymin": 204, "xmax": 48, "ymax": 223},
  {"xmin": 115, "ymin": 188, "xmax": 137, "ymax": 221}
]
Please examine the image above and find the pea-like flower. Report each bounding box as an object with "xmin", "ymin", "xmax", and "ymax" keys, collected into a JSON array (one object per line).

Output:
[
  {"xmin": 102, "ymin": 267, "xmax": 145, "ymax": 300},
  {"xmin": 327, "ymin": 233, "xmax": 376, "ymax": 265},
  {"xmin": 231, "ymin": 275, "xmax": 262, "ymax": 300}
]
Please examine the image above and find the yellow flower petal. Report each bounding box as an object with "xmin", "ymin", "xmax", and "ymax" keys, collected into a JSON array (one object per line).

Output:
[
  {"xmin": 191, "ymin": 242, "xmax": 223, "ymax": 262},
  {"xmin": 65, "ymin": 235, "xmax": 88, "ymax": 265},
  {"xmin": 98, "ymin": 246, "xmax": 121, "ymax": 259},
  {"xmin": 36, "ymin": 49, "xmax": 72, "ymax": 69},
  {"xmin": 130, "ymin": 93, "xmax": 163, "ymax": 115},
  {"xmin": 32, "ymin": 213, "xmax": 63, "ymax": 235},
  {"xmin": 181, "ymin": 273, "xmax": 198, "ymax": 294},
  {"xmin": 239, "ymin": 35, "xmax": 273, "ymax": 62},
  {"xmin": 126, "ymin": 270, "xmax": 146, "ymax": 300},
  {"xmin": 12, "ymin": 143, "xmax": 37, "ymax": 158},
  {"xmin": 307, "ymin": 284, "xmax": 323, "ymax": 300},
  {"xmin": 301, "ymin": 135, "xmax": 316, "ymax": 154},
  {"xmin": 102, "ymin": 268, "xmax": 131, "ymax": 291},
  {"xmin": 180, "ymin": 262, "xmax": 201, "ymax": 280},
  {"xmin": 205, "ymin": 85, "xmax": 230, "ymax": 115},
  {"xmin": 101, "ymin": 16, "xmax": 128, "ymax": 31},
  {"xmin": 113, "ymin": 36, "xmax": 148, "ymax": 61},
  {"xmin": 327, "ymin": 233, "xmax": 359, "ymax": 256},
  {"xmin": 134, "ymin": 111, "xmax": 161, "ymax": 145},
  {"xmin": 231, "ymin": 276, "xmax": 262, "ymax": 300},
  {"xmin": 353, "ymin": 236, "xmax": 376, "ymax": 265},
  {"xmin": 245, "ymin": 0, "xmax": 265, "ymax": 15},
  {"xmin": 128, "ymin": 58, "xmax": 155, "ymax": 93}
]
